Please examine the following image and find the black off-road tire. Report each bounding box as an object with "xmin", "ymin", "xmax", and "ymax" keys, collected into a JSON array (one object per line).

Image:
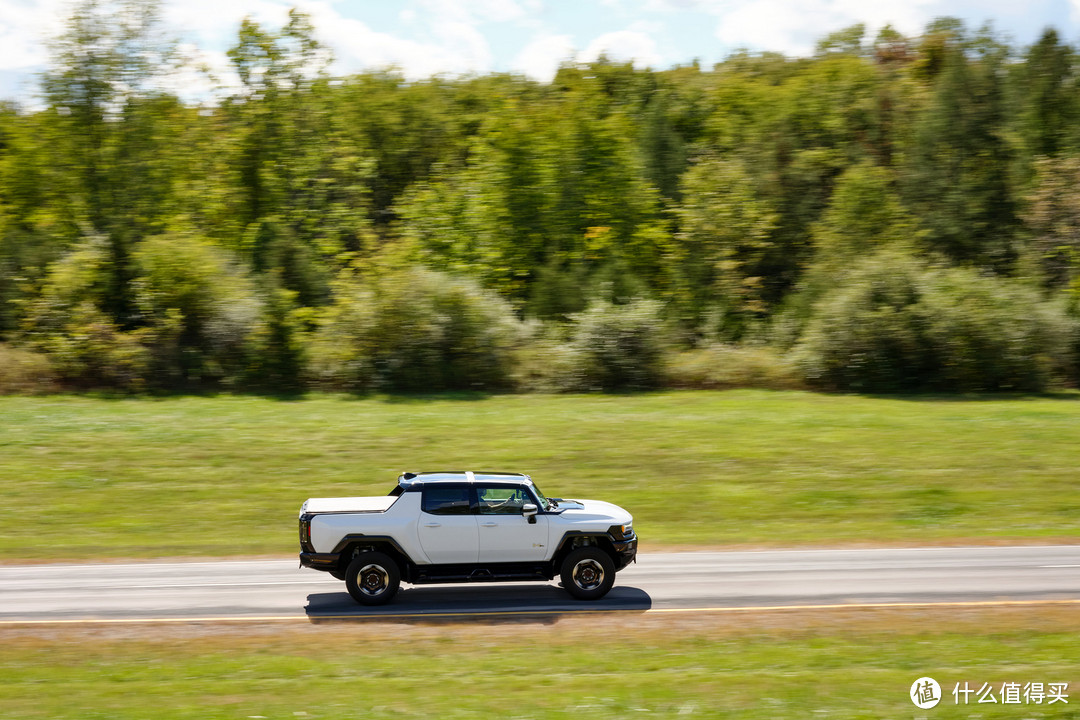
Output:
[
  {"xmin": 560, "ymin": 546, "xmax": 616, "ymax": 600},
  {"xmin": 345, "ymin": 552, "xmax": 401, "ymax": 606}
]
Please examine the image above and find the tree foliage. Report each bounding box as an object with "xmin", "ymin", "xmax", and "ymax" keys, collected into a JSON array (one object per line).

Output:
[
  {"xmin": 308, "ymin": 267, "xmax": 521, "ymax": 392},
  {"xmin": 1, "ymin": 6, "xmax": 1078, "ymax": 392},
  {"xmin": 795, "ymin": 251, "xmax": 1073, "ymax": 392}
]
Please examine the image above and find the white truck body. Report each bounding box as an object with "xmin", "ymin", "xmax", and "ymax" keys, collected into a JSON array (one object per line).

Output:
[{"xmin": 298, "ymin": 471, "xmax": 637, "ymax": 604}]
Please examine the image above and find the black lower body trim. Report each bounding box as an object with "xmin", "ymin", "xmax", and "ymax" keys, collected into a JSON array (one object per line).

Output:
[
  {"xmin": 300, "ymin": 552, "xmax": 340, "ymax": 571},
  {"xmin": 612, "ymin": 536, "xmax": 638, "ymax": 570},
  {"xmin": 411, "ymin": 562, "xmax": 554, "ymax": 584}
]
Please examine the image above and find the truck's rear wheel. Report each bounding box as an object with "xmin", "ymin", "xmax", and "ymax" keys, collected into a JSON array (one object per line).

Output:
[
  {"xmin": 560, "ymin": 546, "xmax": 615, "ymax": 600},
  {"xmin": 345, "ymin": 552, "xmax": 400, "ymax": 606}
]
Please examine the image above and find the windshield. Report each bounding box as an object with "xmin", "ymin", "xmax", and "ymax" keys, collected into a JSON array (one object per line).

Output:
[{"xmin": 531, "ymin": 483, "xmax": 551, "ymax": 511}]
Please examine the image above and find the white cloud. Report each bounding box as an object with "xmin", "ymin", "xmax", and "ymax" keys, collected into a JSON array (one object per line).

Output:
[
  {"xmin": 709, "ymin": 0, "xmax": 937, "ymax": 56},
  {"xmin": 714, "ymin": 0, "xmax": 819, "ymax": 55},
  {"xmin": 165, "ymin": 0, "xmax": 295, "ymax": 46},
  {"xmin": 513, "ymin": 32, "xmax": 574, "ymax": 80},
  {"xmin": 578, "ymin": 29, "xmax": 663, "ymax": 67},
  {"xmin": 420, "ymin": 0, "xmax": 527, "ymax": 25},
  {"xmin": 3, "ymin": 0, "xmax": 1074, "ymax": 103},
  {"xmin": 0, "ymin": 30, "xmax": 45, "ymax": 72},
  {"xmin": 433, "ymin": 19, "xmax": 493, "ymax": 70},
  {"xmin": 644, "ymin": 0, "xmax": 704, "ymax": 10},
  {"xmin": 297, "ymin": 2, "xmax": 492, "ymax": 79},
  {"xmin": 469, "ymin": 0, "xmax": 528, "ymax": 23},
  {"xmin": 0, "ymin": 0, "xmax": 63, "ymax": 70}
]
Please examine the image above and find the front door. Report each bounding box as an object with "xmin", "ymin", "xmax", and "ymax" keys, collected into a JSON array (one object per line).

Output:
[
  {"xmin": 475, "ymin": 485, "xmax": 549, "ymax": 562},
  {"xmin": 417, "ymin": 484, "xmax": 479, "ymax": 564}
]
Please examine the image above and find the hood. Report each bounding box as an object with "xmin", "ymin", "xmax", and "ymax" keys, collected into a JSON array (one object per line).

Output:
[
  {"xmin": 556, "ymin": 498, "xmax": 632, "ymax": 525},
  {"xmin": 301, "ymin": 496, "xmax": 397, "ymax": 514}
]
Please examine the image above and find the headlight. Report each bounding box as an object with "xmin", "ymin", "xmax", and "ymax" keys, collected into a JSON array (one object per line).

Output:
[{"xmin": 609, "ymin": 524, "xmax": 633, "ymax": 539}]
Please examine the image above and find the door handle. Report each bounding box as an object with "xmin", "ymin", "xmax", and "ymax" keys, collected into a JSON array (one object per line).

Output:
[
  {"xmin": 424, "ymin": 522, "xmax": 441, "ymax": 528},
  {"xmin": 480, "ymin": 522, "xmax": 497, "ymax": 527}
]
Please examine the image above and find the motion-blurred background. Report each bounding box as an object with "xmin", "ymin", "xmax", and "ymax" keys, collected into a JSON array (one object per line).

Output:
[
  {"xmin": 2, "ymin": 5, "xmax": 1080, "ymax": 718},
  {"xmin": 2, "ymin": 0, "xmax": 1080, "ymax": 395}
]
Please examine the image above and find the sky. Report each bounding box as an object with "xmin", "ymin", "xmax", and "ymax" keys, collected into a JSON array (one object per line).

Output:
[{"xmin": 1, "ymin": 0, "xmax": 1079, "ymax": 102}]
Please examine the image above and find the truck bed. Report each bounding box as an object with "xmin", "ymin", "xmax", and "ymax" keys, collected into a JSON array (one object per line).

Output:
[{"xmin": 302, "ymin": 496, "xmax": 398, "ymax": 514}]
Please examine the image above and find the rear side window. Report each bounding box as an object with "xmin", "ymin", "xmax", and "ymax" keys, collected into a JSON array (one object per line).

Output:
[{"xmin": 422, "ymin": 486, "xmax": 471, "ymax": 515}]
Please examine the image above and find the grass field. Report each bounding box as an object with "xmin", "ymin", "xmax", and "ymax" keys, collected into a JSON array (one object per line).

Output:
[
  {"xmin": 1, "ymin": 607, "xmax": 1077, "ymax": 718},
  {"xmin": 1, "ymin": 390, "xmax": 1078, "ymax": 561}
]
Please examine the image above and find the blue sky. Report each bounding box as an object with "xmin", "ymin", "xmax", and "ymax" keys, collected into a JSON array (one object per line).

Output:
[{"xmin": 2, "ymin": 0, "xmax": 1078, "ymax": 102}]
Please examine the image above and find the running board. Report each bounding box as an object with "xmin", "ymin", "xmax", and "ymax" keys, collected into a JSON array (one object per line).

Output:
[{"xmin": 411, "ymin": 563, "xmax": 552, "ymax": 584}]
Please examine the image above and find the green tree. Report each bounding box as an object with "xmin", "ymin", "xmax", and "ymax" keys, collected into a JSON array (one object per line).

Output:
[
  {"xmin": 795, "ymin": 250, "xmax": 1072, "ymax": 392},
  {"xmin": 816, "ymin": 24, "xmax": 867, "ymax": 56},
  {"xmin": 40, "ymin": 0, "xmax": 182, "ymax": 323},
  {"xmin": 226, "ymin": 10, "xmax": 374, "ymax": 295},
  {"xmin": 568, "ymin": 299, "xmax": 668, "ymax": 390},
  {"xmin": 1023, "ymin": 155, "xmax": 1080, "ymax": 288},
  {"xmin": 397, "ymin": 79, "xmax": 668, "ymax": 303},
  {"xmin": 20, "ymin": 233, "xmax": 150, "ymax": 388},
  {"xmin": 1018, "ymin": 28, "xmax": 1077, "ymax": 158},
  {"xmin": 811, "ymin": 160, "xmax": 919, "ymax": 258},
  {"xmin": 133, "ymin": 231, "xmax": 261, "ymax": 386},
  {"xmin": 672, "ymin": 155, "xmax": 778, "ymax": 336},
  {"xmin": 336, "ymin": 72, "xmax": 482, "ymax": 222},
  {"xmin": 778, "ymin": 161, "xmax": 921, "ymax": 344},
  {"xmin": 902, "ymin": 21, "xmax": 1018, "ymax": 266},
  {"xmin": 699, "ymin": 46, "xmax": 887, "ymax": 310},
  {"xmin": 309, "ymin": 267, "xmax": 521, "ymax": 391}
]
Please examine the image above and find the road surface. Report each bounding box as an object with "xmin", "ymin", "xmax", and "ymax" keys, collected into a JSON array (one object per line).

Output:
[{"xmin": 1, "ymin": 545, "xmax": 1078, "ymax": 623}]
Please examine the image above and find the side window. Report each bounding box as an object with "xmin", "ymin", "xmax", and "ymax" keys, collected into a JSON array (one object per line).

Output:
[
  {"xmin": 422, "ymin": 486, "xmax": 471, "ymax": 515},
  {"xmin": 477, "ymin": 486, "xmax": 527, "ymax": 515}
]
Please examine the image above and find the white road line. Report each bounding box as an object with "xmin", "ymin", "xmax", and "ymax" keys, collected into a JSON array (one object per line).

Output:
[
  {"xmin": 0, "ymin": 559, "xmax": 301, "ymax": 571},
  {"xmin": 0, "ymin": 580, "xmax": 333, "ymax": 591},
  {"xmin": 131, "ymin": 580, "xmax": 333, "ymax": 589},
  {"xmin": 2, "ymin": 598, "xmax": 1080, "ymax": 626},
  {"xmin": 2, "ymin": 545, "xmax": 1077, "ymax": 571}
]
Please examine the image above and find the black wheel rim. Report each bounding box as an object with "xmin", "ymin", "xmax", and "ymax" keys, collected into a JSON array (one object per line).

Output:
[
  {"xmin": 572, "ymin": 558, "xmax": 604, "ymax": 591},
  {"xmin": 357, "ymin": 563, "xmax": 389, "ymax": 596}
]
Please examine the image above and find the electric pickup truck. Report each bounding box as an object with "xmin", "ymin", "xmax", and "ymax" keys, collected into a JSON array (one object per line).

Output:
[{"xmin": 299, "ymin": 471, "xmax": 637, "ymax": 605}]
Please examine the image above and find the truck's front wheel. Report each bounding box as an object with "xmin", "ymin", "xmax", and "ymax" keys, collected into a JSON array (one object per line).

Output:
[
  {"xmin": 560, "ymin": 546, "xmax": 615, "ymax": 600},
  {"xmin": 345, "ymin": 552, "xmax": 400, "ymax": 606}
]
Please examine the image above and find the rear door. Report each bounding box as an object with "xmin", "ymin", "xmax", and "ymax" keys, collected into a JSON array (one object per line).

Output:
[
  {"xmin": 475, "ymin": 484, "xmax": 549, "ymax": 562},
  {"xmin": 416, "ymin": 484, "xmax": 479, "ymax": 564}
]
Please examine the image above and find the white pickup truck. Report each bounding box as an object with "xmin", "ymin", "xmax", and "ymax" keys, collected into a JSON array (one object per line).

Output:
[{"xmin": 299, "ymin": 471, "xmax": 637, "ymax": 605}]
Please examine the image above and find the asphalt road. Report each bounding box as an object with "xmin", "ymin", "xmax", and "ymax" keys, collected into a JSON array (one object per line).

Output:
[{"xmin": 2, "ymin": 545, "xmax": 1079, "ymax": 623}]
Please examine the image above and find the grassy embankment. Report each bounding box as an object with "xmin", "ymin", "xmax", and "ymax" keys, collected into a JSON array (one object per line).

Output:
[
  {"xmin": 1, "ymin": 390, "xmax": 1078, "ymax": 561},
  {"xmin": 1, "ymin": 607, "xmax": 1078, "ymax": 719},
  {"xmin": 3, "ymin": 392, "xmax": 1077, "ymax": 719}
]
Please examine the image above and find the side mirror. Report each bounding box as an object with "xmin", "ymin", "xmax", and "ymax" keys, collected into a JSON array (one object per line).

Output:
[{"xmin": 522, "ymin": 503, "xmax": 538, "ymax": 524}]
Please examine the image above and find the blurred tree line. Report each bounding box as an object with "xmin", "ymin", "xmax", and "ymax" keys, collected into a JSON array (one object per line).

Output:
[{"xmin": 1, "ymin": 0, "xmax": 1079, "ymax": 393}]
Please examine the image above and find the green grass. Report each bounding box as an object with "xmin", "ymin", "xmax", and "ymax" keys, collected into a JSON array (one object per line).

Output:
[
  {"xmin": 1, "ymin": 608, "xmax": 1078, "ymax": 718},
  {"xmin": 1, "ymin": 390, "xmax": 1078, "ymax": 561}
]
